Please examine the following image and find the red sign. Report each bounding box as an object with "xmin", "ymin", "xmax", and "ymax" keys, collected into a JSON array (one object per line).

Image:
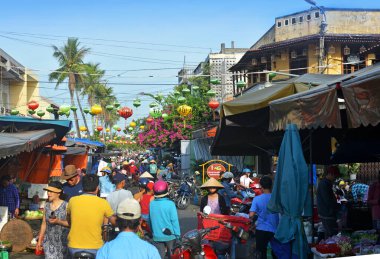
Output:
[{"xmin": 207, "ymin": 163, "xmax": 226, "ymax": 179}]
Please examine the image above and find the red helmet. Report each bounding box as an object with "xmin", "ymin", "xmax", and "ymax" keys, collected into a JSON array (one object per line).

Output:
[{"xmin": 153, "ymin": 180, "xmax": 168, "ymax": 197}]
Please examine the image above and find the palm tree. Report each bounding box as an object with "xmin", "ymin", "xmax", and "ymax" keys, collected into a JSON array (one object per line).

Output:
[{"xmin": 49, "ymin": 38, "xmax": 90, "ymax": 138}]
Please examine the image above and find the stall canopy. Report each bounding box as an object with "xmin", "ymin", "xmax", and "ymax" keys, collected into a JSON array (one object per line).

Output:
[
  {"xmin": 0, "ymin": 116, "xmax": 72, "ymax": 142},
  {"xmin": 269, "ymin": 63, "xmax": 380, "ymax": 131},
  {"xmin": 66, "ymin": 138, "xmax": 105, "ymax": 148},
  {"xmin": 0, "ymin": 129, "xmax": 55, "ymax": 159}
]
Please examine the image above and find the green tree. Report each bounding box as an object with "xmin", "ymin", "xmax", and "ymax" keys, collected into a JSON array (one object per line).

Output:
[{"xmin": 49, "ymin": 38, "xmax": 90, "ymax": 137}]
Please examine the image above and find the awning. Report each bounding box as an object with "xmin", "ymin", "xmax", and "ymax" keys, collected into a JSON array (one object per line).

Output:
[
  {"xmin": 269, "ymin": 63, "xmax": 380, "ymax": 131},
  {"xmin": 0, "ymin": 129, "xmax": 55, "ymax": 159},
  {"xmin": 66, "ymin": 138, "xmax": 105, "ymax": 148},
  {"xmin": 0, "ymin": 116, "xmax": 72, "ymax": 142}
]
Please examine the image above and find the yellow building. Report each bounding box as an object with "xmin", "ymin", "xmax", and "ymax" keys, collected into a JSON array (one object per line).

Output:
[
  {"xmin": 0, "ymin": 48, "xmax": 54, "ymax": 118},
  {"xmin": 231, "ymin": 8, "xmax": 380, "ymax": 94}
]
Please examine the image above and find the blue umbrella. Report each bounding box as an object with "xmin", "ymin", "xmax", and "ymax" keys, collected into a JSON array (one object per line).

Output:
[{"xmin": 268, "ymin": 124, "xmax": 310, "ymax": 259}]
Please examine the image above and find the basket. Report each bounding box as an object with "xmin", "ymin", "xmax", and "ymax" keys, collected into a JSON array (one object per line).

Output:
[{"xmin": 197, "ymin": 212, "xmax": 251, "ymax": 243}]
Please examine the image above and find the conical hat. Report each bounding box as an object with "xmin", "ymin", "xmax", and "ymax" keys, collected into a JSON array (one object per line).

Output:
[
  {"xmin": 201, "ymin": 178, "xmax": 224, "ymax": 189},
  {"xmin": 140, "ymin": 171, "xmax": 154, "ymax": 179}
]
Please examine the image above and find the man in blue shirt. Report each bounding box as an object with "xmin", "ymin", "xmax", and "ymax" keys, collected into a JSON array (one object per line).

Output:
[
  {"xmin": 0, "ymin": 175, "xmax": 20, "ymax": 217},
  {"xmin": 96, "ymin": 198, "xmax": 160, "ymax": 259},
  {"xmin": 218, "ymin": 172, "xmax": 237, "ymax": 210},
  {"xmin": 62, "ymin": 165, "xmax": 83, "ymax": 201},
  {"xmin": 249, "ymin": 176, "xmax": 279, "ymax": 259},
  {"xmin": 149, "ymin": 180, "xmax": 180, "ymax": 258}
]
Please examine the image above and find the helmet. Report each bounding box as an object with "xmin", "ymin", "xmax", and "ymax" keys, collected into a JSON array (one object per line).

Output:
[
  {"xmin": 339, "ymin": 180, "xmax": 345, "ymax": 186},
  {"xmin": 139, "ymin": 178, "xmax": 150, "ymax": 188},
  {"xmin": 242, "ymin": 168, "xmax": 251, "ymax": 174},
  {"xmin": 153, "ymin": 180, "xmax": 169, "ymax": 198},
  {"xmin": 222, "ymin": 172, "xmax": 234, "ymax": 179},
  {"xmin": 100, "ymin": 167, "xmax": 112, "ymax": 174}
]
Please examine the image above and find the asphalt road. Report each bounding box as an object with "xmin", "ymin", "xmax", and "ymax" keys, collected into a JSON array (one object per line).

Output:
[{"xmin": 12, "ymin": 202, "xmax": 200, "ymax": 259}]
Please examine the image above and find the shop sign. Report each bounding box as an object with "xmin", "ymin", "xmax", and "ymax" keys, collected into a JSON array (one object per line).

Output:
[{"xmin": 206, "ymin": 163, "xmax": 226, "ymax": 179}]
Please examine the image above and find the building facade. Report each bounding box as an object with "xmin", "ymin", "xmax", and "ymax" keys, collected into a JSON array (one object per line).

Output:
[
  {"xmin": 231, "ymin": 8, "xmax": 380, "ymax": 94},
  {"xmin": 0, "ymin": 48, "xmax": 53, "ymax": 118}
]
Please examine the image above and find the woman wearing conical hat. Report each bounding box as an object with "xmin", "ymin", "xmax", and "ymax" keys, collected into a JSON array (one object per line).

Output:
[{"xmin": 200, "ymin": 178, "xmax": 228, "ymax": 215}]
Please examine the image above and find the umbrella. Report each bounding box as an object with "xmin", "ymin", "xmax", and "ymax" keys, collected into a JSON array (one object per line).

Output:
[{"xmin": 267, "ymin": 124, "xmax": 310, "ymax": 259}]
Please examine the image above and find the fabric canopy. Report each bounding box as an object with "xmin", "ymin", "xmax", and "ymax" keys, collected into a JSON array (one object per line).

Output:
[
  {"xmin": 66, "ymin": 138, "xmax": 105, "ymax": 148},
  {"xmin": 269, "ymin": 63, "xmax": 380, "ymax": 131},
  {"xmin": 0, "ymin": 129, "xmax": 55, "ymax": 159}
]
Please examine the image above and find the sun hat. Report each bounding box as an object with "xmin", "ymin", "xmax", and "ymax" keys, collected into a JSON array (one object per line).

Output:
[
  {"xmin": 117, "ymin": 199, "xmax": 141, "ymax": 220},
  {"xmin": 61, "ymin": 165, "xmax": 78, "ymax": 180},
  {"xmin": 142, "ymin": 159, "xmax": 148, "ymax": 164},
  {"xmin": 339, "ymin": 180, "xmax": 345, "ymax": 186},
  {"xmin": 122, "ymin": 161, "xmax": 129, "ymax": 166},
  {"xmin": 113, "ymin": 173, "xmax": 127, "ymax": 184},
  {"xmin": 44, "ymin": 182, "xmax": 63, "ymax": 193},
  {"xmin": 129, "ymin": 160, "xmax": 135, "ymax": 164},
  {"xmin": 201, "ymin": 178, "xmax": 224, "ymax": 189},
  {"xmin": 150, "ymin": 160, "xmax": 156, "ymax": 163},
  {"xmin": 140, "ymin": 171, "xmax": 154, "ymax": 179},
  {"xmin": 242, "ymin": 168, "xmax": 251, "ymax": 174},
  {"xmin": 100, "ymin": 167, "xmax": 112, "ymax": 174}
]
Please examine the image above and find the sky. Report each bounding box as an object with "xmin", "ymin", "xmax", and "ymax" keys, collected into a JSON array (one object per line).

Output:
[{"xmin": 1, "ymin": 0, "xmax": 379, "ymax": 123}]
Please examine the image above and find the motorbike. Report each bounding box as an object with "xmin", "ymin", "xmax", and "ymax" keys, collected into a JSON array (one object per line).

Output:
[
  {"xmin": 73, "ymin": 251, "xmax": 96, "ymax": 259},
  {"xmin": 230, "ymin": 187, "xmax": 255, "ymax": 215},
  {"xmin": 163, "ymin": 226, "xmax": 220, "ymax": 259},
  {"xmin": 175, "ymin": 177, "xmax": 196, "ymax": 210}
]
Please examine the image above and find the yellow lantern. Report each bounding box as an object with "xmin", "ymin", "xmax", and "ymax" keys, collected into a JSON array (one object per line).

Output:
[
  {"xmin": 177, "ymin": 105, "xmax": 192, "ymax": 128},
  {"xmin": 130, "ymin": 121, "xmax": 137, "ymax": 128},
  {"xmin": 91, "ymin": 104, "xmax": 102, "ymax": 115},
  {"xmin": 79, "ymin": 126, "xmax": 87, "ymax": 132},
  {"xmin": 106, "ymin": 128, "xmax": 110, "ymax": 133},
  {"xmin": 139, "ymin": 125, "xmax": 145, "ymax": 130}
]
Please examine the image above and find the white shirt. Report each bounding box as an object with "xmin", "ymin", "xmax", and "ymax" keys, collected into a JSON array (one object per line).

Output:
[
  {"xmin": 240, "ymin": 175, "xmax": 253, "ymax": 188},
  {"xmin": 106, "ymin": 189, "xmax": 133, "ymax": 213}
]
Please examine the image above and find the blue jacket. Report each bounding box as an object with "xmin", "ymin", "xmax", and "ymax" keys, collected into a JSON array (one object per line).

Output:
[
  {"xmin": 149, "ymin": 198, "xmax": 180, "ymax": 241},
  {"xmin": 218, "ymin": 181, "xmax": 237, "ymax": 208}
]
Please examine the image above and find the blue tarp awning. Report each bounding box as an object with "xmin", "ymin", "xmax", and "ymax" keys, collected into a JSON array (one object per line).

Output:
[
  {"xmin": 0, "ymin": 116, "xmax": 72, "ymax": 142},
  {"xmin": 66, "ymin": 138, "xmax": 105, "ymax": 148}
]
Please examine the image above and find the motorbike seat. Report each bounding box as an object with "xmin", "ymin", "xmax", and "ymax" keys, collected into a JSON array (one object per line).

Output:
[{"xmin": 74, "ymin": 251, "xmax": 96, "ymax": 259}]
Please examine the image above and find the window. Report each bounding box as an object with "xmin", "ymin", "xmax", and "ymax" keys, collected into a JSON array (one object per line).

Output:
[
  {"xmin": 291, "ymin": 18, "xmax": 296, "ymax": 25},
  {"xmin": 315, "ymin": 11, "xmax": 320, "ymax": 18},
  {"xmin": 284, "ymin": 19, "xmax": 289, "ymax": 26},
  {"xmin": 277, "ymin": 21, "xmax": 282, "ymax": 27},
  {"xmin": 299, "ymin": 16, "xmax": 304, "ymax": 23},
  {"xmin": 307, "ymin": 14, "xmax": 311, "ymax": 21}
]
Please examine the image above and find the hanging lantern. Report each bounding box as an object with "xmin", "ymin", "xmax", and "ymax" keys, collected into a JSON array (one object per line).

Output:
[
  {"xmin": 149, "ymin": 102, "xmax": 159, "ymax": 108},
  {"xmin": 128, "ymin": 127, "xmax": 133, "ymax": 132},
  {"xmin": 37, "ymin": 110, "xmax": 45, "ymax": 118},
  {"xmin": 291, "ymin": 50, "xmax": 297, "ymax": 59},
  {"xmin": 46, "ymin": 106, "xmax": 54, "ymax": 113},
  {"xmin": 140, "ymin": 125, "xmax": 145, "ymax": 130},
  {"xmin": 182, "ymin": 88, "xmax": 190, "ymax": 95},
  {"xmin": 118, "ymin": 107, "xmax": 133, "ymax": 120},
  {"xmin": 177, "ymin": 96, "xmax": 186, "ymax": 104},
  {"xmin": 28, "ymin": 109, "xmax": 36, "ymax": 115},
  {"xmin": 162, "ymin": 113, "xmax": 169, "ymax": 121},
  {"xmin": 192, "ymin": 86, "xmax": 199, "ymax": 91},
  {"xmin": 70, "ymin": 106, "xmax": 77, "ymax": 112},
  {"xmin": 269, "ymin": 72, "xmax": 277, "ymax": 80},
  {"xmin": 106, "ymin": 128, "xmax": 110, "ymax": 133},
  {"xmin": 91, "ymin": 104, "xmax": 102, "ymax": 115},
  {"xmin": 206, "ymin": 89, "xmax": 216, "ymax": 97},
  {"xmin": 83, "ymin": 108, "xmax": 90, "ymax": 114},
  {"xmin": 343, "ymin": 45, "xmax": 350, "ymax": 56},
  {"xmin": 177, "ymin": 105, "xmax": 192, "ymax": 128},
  {"xmin": 65, "ymin": 111, "xmax": 70, "ymax": 117},
  {"xmin": 173, "ymin": 91, "xmax": 181, "ymax": 97},
  {"xmin": 114, "ymin": 101, "xmax": 120, "ymax": 108},
  {"xmin": 96, "ymin": 126, "xmax": 103, "ymax": 132},
  {"xmin": 236, "ymin": 81, "xmax": 246, "ymax": 88},
  {"xmin": 149, "ymin": 107, "xmax": 162, "ymax": 119},
  {"xmin": 117, "ymin": 127, "xmax": 121, "ymax": 132},
  {"xmin": 58, "ymin": 110, "xmax": 64, "ymax": 116},
  {"xmin": 79, "ymin": 126, "xmax": 87, "ymax": 132},
  {"xmin": 59, "ymin": 104, "xmax": 71, "ymax": 114},
  {"xmin": 10, "ymin": 109, "xmax": 19, "ymax": 115},
  {"xmin": 106, "ymin": 105, "xmax": 114, "ymax": 111},
  {"xmin": 146, "ymin": 117, "xmax": 153, "ymax": 124},
  {"xmin": 112, "ymin": 125, "xmax": 120, "ymax": 131},
  {"xmin": 129, "ymin": 121, "xmax": 137, "ymax": 128},
  {"xmin": 328, "ymin": 45, "xmax": 336, "ymax": 54},
  {"xmin": 133, "ymin": 99, "xmax": 141, "ymax": 108},
  {"xmin": 208, "ymin": 100, "xmax": 220, "ymax": 110},
  {"xmin": 27, "ymin": 100, "xmax": 39, "ymax": 111},
  {"xmin": 210, "ymin": 79, "xmax": 221, "ymax": 85}
]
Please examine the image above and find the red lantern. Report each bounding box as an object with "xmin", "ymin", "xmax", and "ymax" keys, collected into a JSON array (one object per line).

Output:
[
  {"xmin": 146, "ymin": 117, "xmax": 153, "ymax": 124},
  {"xmin": 96, "ymin": 126, "xmax": 103, "ymax": 132},
  {"xmin": 27, "ymin": 100, "xmax": 39, "ymax": 111},
  {"xmin": 118, "ymin": 107, "xmax": 133, "ymax": 119},
  {"xmin": 117, "ymin": 127, "xmax": 121, "ymax": 132},
  {"xmin": 208, "ymin": 100, "xmax": 220, "ymax": 110}
]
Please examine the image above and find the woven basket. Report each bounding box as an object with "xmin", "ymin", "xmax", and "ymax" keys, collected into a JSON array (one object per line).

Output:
[{"xmin": 0, "ymin": 219, "xmax": 33, "ymax": 252}]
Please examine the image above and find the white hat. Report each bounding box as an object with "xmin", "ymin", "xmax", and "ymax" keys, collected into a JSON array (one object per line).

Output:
[
  {"xmin": 117, "ymin": 199, "xmax": 141, "ymax": 220},
  {"xmin": 140, "ymin": 171, "xmax": 154, "ymax": 179}
]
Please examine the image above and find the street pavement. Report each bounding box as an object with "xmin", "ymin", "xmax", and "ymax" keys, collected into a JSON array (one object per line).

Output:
[{"xmin": 12, "ymin": 203, "xmax": 200, "ymax": 259}]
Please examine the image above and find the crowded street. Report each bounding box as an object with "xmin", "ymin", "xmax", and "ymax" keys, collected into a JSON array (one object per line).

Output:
[{"xmin": 1, "ymin": 1, "xmax": 380, "ymax": 259}]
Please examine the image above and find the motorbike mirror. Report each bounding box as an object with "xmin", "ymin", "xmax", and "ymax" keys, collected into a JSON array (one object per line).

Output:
[
  {"xmin": 252, "ymin": 173, "xmax": 258, "ymax": 177},
  {"xmin": 162, "ymin": 228, "xmax": 172, "ymax": 235},
  {"xmin": 203, "ymin": 205, "xmax": 212, "ymax": 215}
]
